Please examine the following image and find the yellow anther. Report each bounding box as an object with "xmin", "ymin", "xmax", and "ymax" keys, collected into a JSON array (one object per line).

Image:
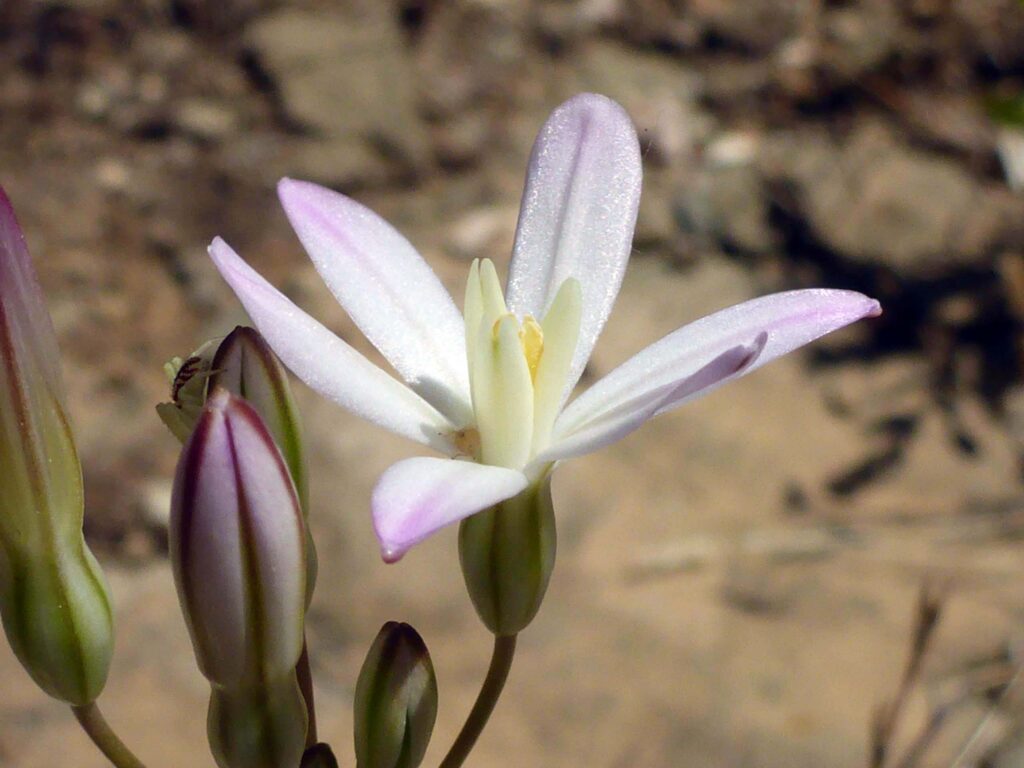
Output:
[{"xmin": 519, "ymin": 316, "xmax": 544, "ymax": 382}]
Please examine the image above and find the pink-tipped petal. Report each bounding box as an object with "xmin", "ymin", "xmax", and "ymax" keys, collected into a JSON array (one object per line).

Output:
[
  {"xmin": 209, "ymin": 237, "xmax": 458, "ymax": 454},
  {"xmin": 372, "ymin": 457, "xmax": 528, "ymax": 562},
  {"xmin": 550, "ymin": 289, "xmax": 881, "ymax": 457},
  {"xmin": 278, "ymin": 179, "xmax": 471, "ymax": 425},
  {"xmin": 538, "ymin": 336, "xmax": 766, "ymax": 463},
  {"xmin": 506, "ymin": 94, "xmax": 642, "ymax": 398}
]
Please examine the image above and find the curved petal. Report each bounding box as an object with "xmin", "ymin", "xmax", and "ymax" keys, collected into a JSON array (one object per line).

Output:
[
  {"xmin": 506, "ymin": 93, "xmax": 642, "ymax": 397},
  {"xmin": 278, "ymin": 179, "xmax": 472, "ymax": 425},
  {"xmin": 550, "ymin": 289, "xmax": 882, "ymax": 457},
  {"xmin": 539, "ymin": 336, "xmax": 766, "ymax": 463},
  {"xmin": 372, "ymin": 457, "xmax": 528, "ymax": 563},
  {"xmin": 209, "ymin": 237, "xmax": 458, "ymax": 454}
]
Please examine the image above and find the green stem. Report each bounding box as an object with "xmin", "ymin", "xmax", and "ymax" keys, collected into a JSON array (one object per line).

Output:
[
  {"xmin": 72, "ymin": 702, "xmax": 146, "ymax": 768},
  {"xmin": 439, "ymin": 634, "xmax": 517, "ymax": 768},
  {"xmin": 297, "ymin": 636, "xmax": 317, "ymax": 747}
]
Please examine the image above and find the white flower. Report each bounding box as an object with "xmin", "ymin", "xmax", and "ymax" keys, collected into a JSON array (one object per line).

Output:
[{"xmin": 209, "ymin": 94, "xmax": 880, "ymax": 562}]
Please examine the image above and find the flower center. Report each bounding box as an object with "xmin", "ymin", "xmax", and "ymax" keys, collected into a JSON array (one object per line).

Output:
[
  {"xmin": 517, "ymin": 316, "xmax": 543, "ymax": 382},
  {"xmin": 462, "ymin": 259, "xmax": 581, "ymax": 470}
]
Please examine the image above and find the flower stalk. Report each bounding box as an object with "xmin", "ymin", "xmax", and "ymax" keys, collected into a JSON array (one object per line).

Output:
[
  {"xmin": 438, "ymin": 634, "xmax": 517, "ymax": 768},
  {"xmin": 72, "ymin": 703, "xmax": 147, "ymax": 768}
]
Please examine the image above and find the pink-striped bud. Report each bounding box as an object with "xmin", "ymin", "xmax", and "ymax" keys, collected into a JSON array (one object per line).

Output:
[
  {"xmin": 209, "ymin": 326, "xmax": 316, "ymax": 600},
  {"xmin": 159, "ymin": 326, "xmax": 317, "ymax": 601},
  {"xmin": 209, "ymin": 326, "xmax": 308, "ymax": 513},
  {"xmin": 170, "ymin": 388, "xmax": 307, "ymax": 767}
]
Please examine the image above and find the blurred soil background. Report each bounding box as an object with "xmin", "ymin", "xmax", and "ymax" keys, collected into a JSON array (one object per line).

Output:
[{"xmin": 3, "ymin": 0, "xmax": 1024, "ymax": 765}]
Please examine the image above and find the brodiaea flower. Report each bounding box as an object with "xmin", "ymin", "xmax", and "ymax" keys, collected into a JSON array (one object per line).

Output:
[{"xmin": 209, "ymin": 93, "xmax": 880, "ymax": 564}]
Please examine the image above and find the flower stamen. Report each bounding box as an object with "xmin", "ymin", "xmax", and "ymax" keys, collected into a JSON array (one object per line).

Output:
[{"xmin": 519, "ymin": 317, "xmax": 544, "ymax": 383}]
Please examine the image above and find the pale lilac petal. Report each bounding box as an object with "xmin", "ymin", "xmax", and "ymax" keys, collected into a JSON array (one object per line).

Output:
[
  {"xmin": 538, "ymin": 337, "xmax": 766, "ymax": 464},
  {"xmin": 550, "ymin": 289, "xmax": 881, "ymax": 457},
  {"xmin": 209, "ymin": 237, "xmax": 458, "ymax": 454},
  {"xmin": 279, "ymin": 179, "xmax": 471, "ymax": 425},
  {"xmin": 506, "ymin": 93, "xmax": 642, "ymax": 396},
  {"xmin": 372, "ymin": 457, "xmax": 528, "ymax": 563}
]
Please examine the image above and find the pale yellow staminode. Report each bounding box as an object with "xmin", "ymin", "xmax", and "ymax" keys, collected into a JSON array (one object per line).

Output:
[{"xmin": 462, "ymin": 259, "xmax": 582, "ymax": 473}]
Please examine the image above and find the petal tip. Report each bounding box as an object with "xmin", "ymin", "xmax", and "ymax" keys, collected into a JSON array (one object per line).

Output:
[
  {"xmin": 276, "ymin": 176, "xmax": 306, "ymax": 202},
  {"xmin": 207, "ymin": 236, "xmax": 230, "ymax": 261},
  {"xmin": 373, "ymin": 513, "xmax": 411, "ymax": 564},
  {"xmin": 561, "ymin": 92, "xmax": 627, "ymax": 118},
  {"xmin": 208, "ymin": 238, "xmax": 255, "ymax": 287},
  {"xmin": 277, "ymin": 176, "xmax": 333, "ymax": 214}
]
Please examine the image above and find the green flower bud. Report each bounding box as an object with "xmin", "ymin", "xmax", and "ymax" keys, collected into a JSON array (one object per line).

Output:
[
  {"xmin": 301, "ymin": 743, "xmax": 340, "ymax": 768},
  {"xmin": 458, "ymin": 473, "xmax": 556, "ymax": 636},
  {"xmin": 0, "ymin": 188, "xmax": 113, "ymax": 705},
  {"xmin": 354, "ymin": 622, "xmax": 438, "ymax": 768}
]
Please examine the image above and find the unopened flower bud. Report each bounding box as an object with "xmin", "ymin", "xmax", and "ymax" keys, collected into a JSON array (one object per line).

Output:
[
  {"xmin": 209, "ymin": 326, "xmax": 308, "ymax": 511},
  {"xmin": 170, "ymin": 389, "xmax": 308, "ymax": 767},
  {"xmin": 0, "ymin": 188, "xmax": 113, "ymax": 705},
  {"xmin": 159, "ymin": 326, "xmax": 318, "ymax": 599},
  {"xmin": 301, "ymin": 743, "xmax": 340, "ymax": 768},
  {"xmin": 354, "ymin": 622, "xmax": 438, "ymax": 768},
  {"xmin": 459, "ymin": 473, "xmax": 556, "ymax": 636},
  {"xmin": 208, "ymin": 326, "xmax": 316, "ymax": 598}
]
